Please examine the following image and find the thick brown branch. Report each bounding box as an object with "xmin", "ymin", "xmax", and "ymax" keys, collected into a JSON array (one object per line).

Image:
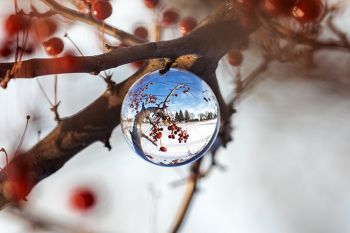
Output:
[{"xmin": 0, "ymin": 16, "xmax": 253, "ymax": 81}]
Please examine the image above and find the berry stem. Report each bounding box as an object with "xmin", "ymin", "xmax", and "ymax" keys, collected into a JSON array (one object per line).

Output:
[{"xmin": 64, "ymin": 33, "xmax": 84, "ymax": 56}]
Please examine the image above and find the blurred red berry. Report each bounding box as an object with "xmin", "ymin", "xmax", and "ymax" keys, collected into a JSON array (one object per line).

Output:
[
  {"xmin": 228, "ymin": 50, "xmax": 243, "ymax": 66},
  {"xmin": 162, "ymin": 9, "xmax": 180, "ymax": 26},
  {"xmin": 43, "ymin": 37, "xmax": 64, "ymax": 56},
  {"xmin": 179, "ymin": 17, "xmax": 197, "ymax": 35},
  {"xmin": 92, "ymin": 0, "xmax": 113, "ymax": 21},
  {"xmin": 70, "ymin": 187, "xmax": 96, "ymax": 211},
  {"xmin": 292, "ymin": 0, "xmax": 324, "ymax": 22},
  {"xmin": 133, "ymin": 26, "xmax": 149, "ymax": 40},
  {"xmin": 160, "ymin": 146, "xmax": 167, "ymax": 152},
  {"xmin": 3, "ymin": 156, "xmax": 33, "ymax": 202},
  {"xmin": 144, "ymin": 0, "xmax": 159, "ymax": 9},
  {"xmin": 0, "ymin": 44, "xmax": 12, "ymax": 58},
  {"xmin": 4, "ymin": 14, "xmax": 28, "ymax": 36}
]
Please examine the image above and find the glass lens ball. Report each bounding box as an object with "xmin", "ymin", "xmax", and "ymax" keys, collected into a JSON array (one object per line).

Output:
[{"xmin": 121, "ymin": 68, "xmax": 220, "ymax": 166}]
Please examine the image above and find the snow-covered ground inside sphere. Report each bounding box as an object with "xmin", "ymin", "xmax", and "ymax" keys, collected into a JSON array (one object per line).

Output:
[{"xmin": 122, "ymin": 119, "xmax": 218, "ymax": 165}]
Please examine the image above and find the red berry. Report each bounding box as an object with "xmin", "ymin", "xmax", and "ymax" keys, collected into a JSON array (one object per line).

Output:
[
  {"xmin": 156, "ymin": 132, "xmax": 162, "ymax": 139},
  {"xmin": 70, "ymin": 187, "xmax": 96, "ymax": 211},
  {"xmin": 160, "ymin": 146, "xmax": 167, "ymax": 152},
  {"xmin": 162, "ymin": 9, "xmax": 180, "ymax": 26},
  {"xmin": 228, "ymin": 50, "xmax": 243, "ymax": 66},
  {"xmin": 179, "ymin": 17, "xmax": 197, "ymax": 36},
  {"xmin": 144, "ymin": 0, "xmax": 159, "ymax": 9},
  {"xmin": 4, "ymin": 14, "xmax": 28, "ymax": 36},
  {"xmin": 92, "ymin": 0, "xmax": 113, "ymax": 21},
  {"xmin": 3, "ymin": 155, "xmax": 33, "ymax": 202},
  {"xmin": 0, "ymin": 43, "xmax": 12, "ymax": 58},
  {"xmin": 292, "ymin": 0, "xmax": 324, "ymax": 23},
  {"xmin": 43, "ymin": 37, "xmax": 64, "ymax": 56},
  {"xmin": 133, "ymin": 26, "xmax": 148, "ymax": 40}
]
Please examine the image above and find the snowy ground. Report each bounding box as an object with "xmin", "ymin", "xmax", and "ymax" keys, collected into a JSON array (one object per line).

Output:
[{"xmin": 122, "ymin": 119, "xmax": 218, "ymax": 165}]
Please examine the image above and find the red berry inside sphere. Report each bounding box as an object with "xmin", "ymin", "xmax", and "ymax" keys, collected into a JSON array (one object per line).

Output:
[
  {"xmin": 92, "ymin": 0, "xmax": 113, "ymax": 21},
  {"xmin": 70, "ymin": 188, "xmax": 96, "ymax": 211},
  {"xmin": 133, "ymin": 26, "xmax": 149, "ymax": 40},
  {"xmin": 179, "ymin": 17, "xmax": 197, "ymax": 36},
  {"xmin": 292, "ymin": 0, "xmax": 324, "ymax": 22},
  {"xmin": 43, "ymin": 37, "xmax": 64, "ymax": 56},
  {"xmin": 228, "ymin": 50, "xmax": 243, "ymax": 66},
  {"xmin": 162, "ymin": 9, "xmax": 180, "ymax": 26},
  {"xmin": 4, "ymin": 14, "xmax": 28, "ymax": 36},
  {"xmin": 160, "ymin": 146, "xmax": 167, "ymax": 152},
  {"xmin": 144, "ymin": 0, "xmax": 159, "ymax": 9}
]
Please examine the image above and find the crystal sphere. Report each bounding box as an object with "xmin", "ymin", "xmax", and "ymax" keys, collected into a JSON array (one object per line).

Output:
[{"xmin": 121, "ymin": 68, "xmax": 220, "ymax": 166}]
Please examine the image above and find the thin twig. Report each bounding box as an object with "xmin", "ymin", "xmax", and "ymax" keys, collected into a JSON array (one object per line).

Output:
[{"xmin": 170, "ymin": 160, "xmax": 202, "ymax": 233}]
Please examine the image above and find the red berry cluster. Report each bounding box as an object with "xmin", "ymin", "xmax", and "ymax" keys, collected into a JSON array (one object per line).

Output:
[
  {"xmin": 167, "ymin": 124, "xmax": 189, "ymax": 143},
  {"xmin": 130, "ymin": 94, "xmax": 157, "ymax": 112},
  {"xmin": 129, "ymin": 83, "xmax": 158, "ymax": 112},
  {"xmin": 149, "ymin": 125, "xmax": 164, "ymax": 142},
  {"xmin": 240, "ymin": 0, "xmax": 324, "ymax": 23}
]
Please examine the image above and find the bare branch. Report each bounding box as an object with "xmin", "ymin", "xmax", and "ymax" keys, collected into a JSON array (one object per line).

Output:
[
  {"xmin": 40, "ymin": 0, "xmax": 145, "ymax": 45},
  {"xmin": 0, "ymin": 0, "xmax": 258, "ymax": 210},
  {"xmin": 170, "ymin": 160, "xmax": 202, "ymax": 233}
]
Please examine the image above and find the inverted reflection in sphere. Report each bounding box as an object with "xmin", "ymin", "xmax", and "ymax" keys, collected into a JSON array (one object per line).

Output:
[{"xmin": 121, "ymin": 68, "xmax": 220, "ymax": 166}]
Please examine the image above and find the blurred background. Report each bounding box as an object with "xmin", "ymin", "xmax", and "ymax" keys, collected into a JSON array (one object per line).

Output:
[{"xmin": 1, "ymin": 0, "xmax": 350, "ymax": 232}]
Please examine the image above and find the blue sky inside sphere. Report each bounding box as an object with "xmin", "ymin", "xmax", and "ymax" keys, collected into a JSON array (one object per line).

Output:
[{"xmin": 126, "ymin": 68, "xmax": 218, "ymax": 118}]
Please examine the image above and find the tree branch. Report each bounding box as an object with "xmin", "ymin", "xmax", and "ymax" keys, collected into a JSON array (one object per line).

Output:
[
  {"xmin": 0, "ymin": 0, "xmax": 258, "ymax": 210},
  {"xmin": 40, "ymin": 0, "xmax": 145, "ymax": 45}
]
